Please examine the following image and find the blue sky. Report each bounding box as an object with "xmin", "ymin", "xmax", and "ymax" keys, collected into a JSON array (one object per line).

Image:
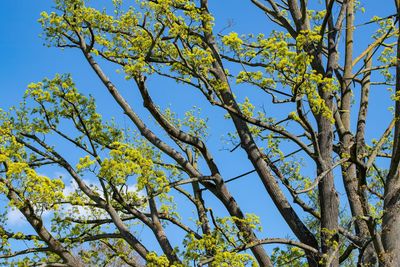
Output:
[{"xmin": 0, "ymin": 0, "xmax": 398, "ymax": 261}]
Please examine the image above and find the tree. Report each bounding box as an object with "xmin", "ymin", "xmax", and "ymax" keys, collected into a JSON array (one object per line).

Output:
[{"xmin": 1, "ymin": 0, "xmax": 400, "ymax": 266}]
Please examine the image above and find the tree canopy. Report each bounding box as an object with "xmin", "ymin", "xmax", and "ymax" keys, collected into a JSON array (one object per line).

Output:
[{"xmin": 1, "ymin": 0, "xmax": 400, "ymax": 266}]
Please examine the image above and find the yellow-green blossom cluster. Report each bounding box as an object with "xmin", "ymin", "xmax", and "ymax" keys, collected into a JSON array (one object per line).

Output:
[
  {"xmin": 230, "ymin": 30, "xmax": 336, "ymax": 122},
  {"xmin": 39, "ymin": 0, "xmax": 221, "ymax": 92},
  {"xmin": 182, "ymin": 214, "xmax": 260, "ymax": 266},
  {"xmin": 183, "ymin": 232, "xmax": 256, "ymax": 267},
  {"xmin": 0, "ymin": 154, "xmax": 64, "ymax": 209},
  {"xmin": 99, "ymin": 142, "xmax": 168, "ymax": 192},
  {"xmin": 26, "ymin": 75, "xmax": 124, "ymax": 145},
  {"xmin": 222, "ymin": 32, "xmax": 244, "ymax": 50},
  {"xmin": 146, "ymin": 252, "xmax": 183, "ymax": 267}
]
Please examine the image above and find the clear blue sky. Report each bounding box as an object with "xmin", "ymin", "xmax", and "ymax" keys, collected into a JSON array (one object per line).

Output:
[{"xmin": 0, "ymin": 0, "xmax": 397, "ymax": 258}]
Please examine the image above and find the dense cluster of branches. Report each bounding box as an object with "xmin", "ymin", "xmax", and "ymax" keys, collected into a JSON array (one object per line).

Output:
[{"xmin": 1, "ymin": 0, "xmax": 400, "ymax": 266}]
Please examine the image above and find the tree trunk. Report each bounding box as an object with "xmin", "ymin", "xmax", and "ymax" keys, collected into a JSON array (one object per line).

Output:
[
  {"xmin": 341, "ymin": 1, "xmax": 378, "ymax": 264},
  {"xmin": 382, "ymin": 2, "xmax": 400, "ymax": 263},
  {"xmin": 317, "ymin": 111, "xmax": 339, "ymax": 266}
]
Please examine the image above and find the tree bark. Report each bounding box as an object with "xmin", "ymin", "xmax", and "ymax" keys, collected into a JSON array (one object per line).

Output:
[
  {"xmin": 382, "ymin": 2, "xmax": 400, "ymax": 264},
  {"xmin": 317, "ymin": 110, "xmax": 339, "ymax": 266},
  {"xmin": 340, "ymin": 1, "xmax": 378, "ymax": 264}
]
